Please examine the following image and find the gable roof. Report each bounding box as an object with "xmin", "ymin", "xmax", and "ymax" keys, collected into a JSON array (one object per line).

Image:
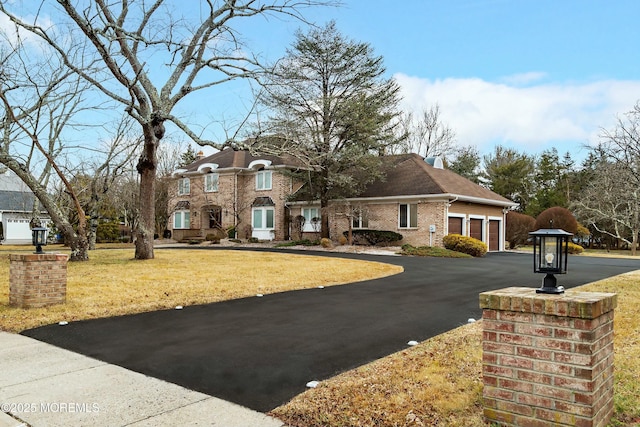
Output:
[
  {"xmin": 0, "ymin": 190, "xmax": 39, "ymax": 212},
  {"xmin": 358, "ymin": 153, "xmax": 515, "ymax": 206},
  {"xmin": 179, "ymin": 148, "xmax": 305, "ymax": 174}
]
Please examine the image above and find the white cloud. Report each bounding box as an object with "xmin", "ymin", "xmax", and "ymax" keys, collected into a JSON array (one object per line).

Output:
[{"xmin": 395, "ymin": 73, "xmax": 640, "ymax": 156}]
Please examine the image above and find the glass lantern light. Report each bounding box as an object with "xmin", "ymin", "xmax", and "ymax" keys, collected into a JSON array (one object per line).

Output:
[
  {"xmin": 32, "ymin": 227, "xmax": 48, "ymax": 254},
  {"xmin": 529, "ymin": 228, "xmax": 573, "ymax": 294}
]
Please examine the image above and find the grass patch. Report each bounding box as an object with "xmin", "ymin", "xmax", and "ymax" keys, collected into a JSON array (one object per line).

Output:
[
  {"xmin": 272, "ymin": 270, "xmax": 640, "ymax": 427},
  {"xmin": 400, "ymin": 244, "xmax": 472, "ymax": 258},
  {"xmin": 0, "ymin": 246, "xmax": 402, "ymax": 333}
]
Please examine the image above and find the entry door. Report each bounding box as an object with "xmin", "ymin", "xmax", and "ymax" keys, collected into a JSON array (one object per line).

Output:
[
  {"xmin": 489, "ymin": 220, "xmax": 500, "ymax": 251},
  {"xmin": 470, "ymin": 218, "xmax": 483, "ymax": 241}
]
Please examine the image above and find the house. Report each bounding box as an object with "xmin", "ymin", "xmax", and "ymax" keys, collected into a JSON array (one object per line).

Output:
[
  {"xmin": 0, "ymin": 171, "xmax": 51, "ymax": 244},
  {"xmin": 168, "ymin": 149, "xmax": 517, "ymax": 250},
  {"xmin": 168, "ymin": 148, "xmax": 307, "ymax": 242}
]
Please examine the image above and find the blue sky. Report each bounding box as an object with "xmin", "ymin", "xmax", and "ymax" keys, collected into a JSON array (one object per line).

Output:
[
  {"xmin": 224, "ymin": 0, "xmax": 640, "ymax": 161},
  {"xmin": 4, "ymin": 1, "xmax": 639, "ymax": 163}
]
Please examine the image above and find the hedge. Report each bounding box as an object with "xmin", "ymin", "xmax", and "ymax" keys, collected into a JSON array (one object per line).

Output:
[
  {"xmin": 343, "ymin": 229, "xmax": 403, "ymax": 246},
  {"xmin": 442, "ymin": 234, "xmax": 488, "ymax": 257}
]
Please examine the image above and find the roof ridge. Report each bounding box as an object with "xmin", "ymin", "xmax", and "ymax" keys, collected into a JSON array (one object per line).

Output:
[{"xmin": 406, "ymin": 154, "xmax": 448, "ymax": 193}]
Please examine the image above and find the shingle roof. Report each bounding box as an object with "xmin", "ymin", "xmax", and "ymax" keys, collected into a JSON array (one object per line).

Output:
[
  {"xmin": 182, "ymin": 148, "xmax": 305, "ymax": 172},
  {"xmin": 359, "ymin": 153, "xmax": 515, "ymax": 205},
  {"xmin": 0, "ymin": 190, "xmax": 39, "ymax": 212}
]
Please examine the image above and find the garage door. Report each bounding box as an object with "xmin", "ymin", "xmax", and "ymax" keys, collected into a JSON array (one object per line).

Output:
[
  {"xmin": 448, "ymin": 217, "xmax": 463, "ymax": 235},
  {"xmin": 489, "ymin": 220, "xmax": 500, "ymax": 251},
  {"xmin": 470, "ymin": 219, "xmax": 483, "ymax": 241}
]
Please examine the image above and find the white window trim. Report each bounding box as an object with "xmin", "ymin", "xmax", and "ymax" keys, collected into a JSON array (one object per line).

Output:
[
  {"xmin": 398, "ymin": 203, "xmax": 418, "ymax": 229},
  {"xmin": 178, "ymin": 178, "xmax": 190, "ymax": 195},
  {"xmin": 352, "ymin": 209, "xmax": 368, "ymax": 229},
  {"xmin": 173, "ymin": 210, "xmax": 190, "ymax": 229},
  {"xmin": 252, "ymin": 207, "xmax": 275, "ymax": 230},
  {"xmin": 302, "ymin": 207, "xmax": 321, "ymax": 232},
  {"xmin": 256, "ymin": 170, "xmax": 272, "ymax": 191},
  {"xmin": 204, "ymin": 173, "xmax": 219, "ymax": 192}
]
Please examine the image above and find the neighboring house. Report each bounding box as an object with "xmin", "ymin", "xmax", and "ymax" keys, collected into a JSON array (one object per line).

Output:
[
  {"xmin": 169, "ymin": 150, "xmax": 517, "ymax": 250},
  {"xmin": 0, "ymin": 171, "xmax": 51, "ymax": 244}
]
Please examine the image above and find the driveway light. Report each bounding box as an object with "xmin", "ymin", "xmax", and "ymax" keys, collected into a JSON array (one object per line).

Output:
[
  {"xmin": 529, "ymin": 228, "xmax": 573, "ymax": 294},
  {"xmin": 32, "ymin": 227, "xmax": 48, "ymax": 254}
]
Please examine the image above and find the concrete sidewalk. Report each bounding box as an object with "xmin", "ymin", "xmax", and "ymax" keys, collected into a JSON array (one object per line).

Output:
[{"xmin": 0, "ymin": 332, "xmax": 285, "ymax": 427}]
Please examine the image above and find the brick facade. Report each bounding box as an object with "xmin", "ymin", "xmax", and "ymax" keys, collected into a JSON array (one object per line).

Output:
[
  {"xmin": 170, "ymin": 170, "xmax": 299, "ymax": 241},
  {"xmin": 480, "ymin": 287, "xmax": 617, "ymax": 427},
  {"xmin": 9, "ymin": 254, "xmax": 68, "ymax": 308}
]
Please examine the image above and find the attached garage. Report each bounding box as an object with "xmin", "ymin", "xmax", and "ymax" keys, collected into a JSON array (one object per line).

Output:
[
  {"xmin": 469, "ymin": 218, "xmax": 483, "ymax": 241},
  {"xmin": 448, "ymin": 216, "xmax": 463, "ymax": 235},
  {"xmin": 489, "ymin": 220, "xmax": 500, "ymax": 251}
]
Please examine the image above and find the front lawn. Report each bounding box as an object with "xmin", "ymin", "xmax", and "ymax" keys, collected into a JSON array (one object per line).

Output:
[
  {"xmin": 0, "ymin": 246, "xmax": 402, "ymax": 332},
  {"xmin": 271, "ymin": 269, "xmax": 640, "ymax": 427}
]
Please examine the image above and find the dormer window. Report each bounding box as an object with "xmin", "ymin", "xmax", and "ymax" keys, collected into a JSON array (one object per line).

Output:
[
  {"xmin": 178, "ymin": 178, "xmax": 190, "ymax": 195},
  {"xmin": 256, "ymin": 170, "xmax": 272, "ymax": 190}
]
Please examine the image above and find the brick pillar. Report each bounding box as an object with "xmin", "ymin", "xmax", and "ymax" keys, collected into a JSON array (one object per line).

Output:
[
  {"xmin": 9, "ymin": 253, "xmax": 68, "ymax": 308},
  {"xmin": 479, "ymin": 287, "xmax": 616, "ymax": 427}
]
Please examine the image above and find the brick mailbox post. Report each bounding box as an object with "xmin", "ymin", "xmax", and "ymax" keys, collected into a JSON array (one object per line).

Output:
[
  {"xmin": 480, "ymin": 287, "xmax": 616, "ymax": 427},
  {"xmin": 9, "ymin": 253, "xmax": 69, "ymax": 308}
]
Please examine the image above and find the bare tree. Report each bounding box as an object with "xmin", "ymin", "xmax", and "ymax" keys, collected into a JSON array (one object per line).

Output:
[
  {"xmin": 1, "ymin": 0, "xmax": 333, "ymax": 259},
  {"xmin": 0, "ymin": 40, "xmax": 96, "ymax": 260},
  {"xmin": 393, "ymin": 104, "xmax": 457, "ymax": 159},
  {"xmin": 572, "ymin": 161, "xmax": 640, "ymax": 255}
]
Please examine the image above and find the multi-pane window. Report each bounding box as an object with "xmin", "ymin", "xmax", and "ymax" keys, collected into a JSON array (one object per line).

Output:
[
  {"xmin": 252, "ymin": 207, "xmax": 275, "ymax": 229},
  {"xmin": 204, "ymin": 173, "xmax": 219, "ymax": 192},
  {"xmin": 352, "ymin": 209, "xmax": 369, "ymax": 229},
  {"xmin": 173, "ymin": 210, "xmax": 190, "ymax": 229},
  {"xmin": 256, "ymin": 170, "xmax": 272, "ymax": 190},
  {"xmin": 399, "ymin": 203, "xmax": 418, "ymax": 228},
  {"xmin": 302, "ymin": 207, "xmax": 321, "ymax": 232},
  {"xmin": 178, "ymin": 178, "xmax": 190, "ymax": 195}
]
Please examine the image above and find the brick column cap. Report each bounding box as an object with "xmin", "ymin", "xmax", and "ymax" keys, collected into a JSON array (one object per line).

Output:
[
  {"xmin": 9, "ymin": 253, "xmax": 69, "ymax": 262},
  {"xmin": 480, "ymin": 286, "xmax": 617, "ymax": 319}
]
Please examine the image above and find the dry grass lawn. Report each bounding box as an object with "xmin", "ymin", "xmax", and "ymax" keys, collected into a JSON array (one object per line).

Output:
[
  {"xmin": 272, "ymin": 270, "xmax": 640, "ymax": 427},
  {"xmin": 0, "ymin": 246, "xmax": 402, "ymax": 332}
]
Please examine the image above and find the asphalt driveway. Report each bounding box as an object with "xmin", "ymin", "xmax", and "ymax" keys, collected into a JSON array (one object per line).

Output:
[{"xmin": 22, "ymin": 250, "xmax": 639, "ymax": 412}]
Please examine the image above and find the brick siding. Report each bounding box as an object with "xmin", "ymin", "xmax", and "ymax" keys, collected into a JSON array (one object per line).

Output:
[
  {"xmin": 480, "ymin": 287, "xmax": 616, "ymax": 427},
  {"xmin": 9, "ymin": 254, "xmax": 68, "ymax": 308}
]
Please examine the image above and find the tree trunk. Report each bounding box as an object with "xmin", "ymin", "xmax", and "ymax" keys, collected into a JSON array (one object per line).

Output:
[
  {"xmin": 61, "ymin": 222, "xmax": 89, "ymax": 261},
  {"xmin": 135, "ymin": 118, "xmax": 162, "ymax": 260},
  {"xmin": 320, "ymin": 196, "xmax": 330, "ymax": 239},
  {"xmin": 632, "ymin": 227, "xmax": 639, "ymax": 256}
]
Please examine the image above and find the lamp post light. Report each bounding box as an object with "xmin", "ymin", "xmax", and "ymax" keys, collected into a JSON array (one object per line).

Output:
[
  {"xmin": 529, "ymin": 228, "xmax": 573, "ymax": 294},
  {"xmin": 32, "ymin": 227, "xmax": 48, "ymax": 254}
]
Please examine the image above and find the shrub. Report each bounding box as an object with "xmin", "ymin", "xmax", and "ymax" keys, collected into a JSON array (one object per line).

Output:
[
  {"xmin": 534, "ymin": 207, "xmax": 578, "ymax": 234},
  {"xmin": 248, "ymin": 237, "xmax": 259, "ymax": 243},
  {"xmin": 205, "ymin": 233, "xmax": 220, "ymax": 244},
  {"xmin": 338, "ymin": 235, "xmax": 348, "ymax": 245},
  {"xmin": 567, "ymin": 242, "xmax": 584, "ymax": 254},
  {"xmin": 320, "ymin": 238, "xmax": 333, "ymax": 248},
  {"xmin": 96, "ymin": 221, "xmax": 120, "ymax": 243},
  {"xmin": 226, "ymin": 226, "xmax": 237, "ymax": 239},
  {"xmin": 443, "ymin": 234, "xmax": 488, "ymax": 257},
  {"xmin": 401, "ymin": 244, "xmax": 472, "ymax": 258},
  {"xmin": 506, "ymin": 211, "xmax": 535, "ymax": 249},
  {"xmin": 343, "ymin": 229, "xmax": 403, "ymax": 246}
]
